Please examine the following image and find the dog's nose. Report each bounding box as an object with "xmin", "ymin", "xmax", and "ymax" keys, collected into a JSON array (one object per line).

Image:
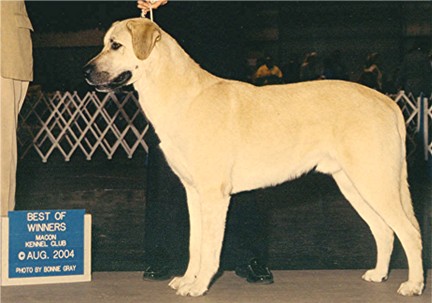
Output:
[{"xmin": 83, "ymin": 64, "xmax": 94, "ymax": 79}]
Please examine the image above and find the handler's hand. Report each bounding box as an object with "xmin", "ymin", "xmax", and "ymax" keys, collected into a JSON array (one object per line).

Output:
[{"xmin": 137, "ymin": 0, "xmax": 168, "ymax": 16}]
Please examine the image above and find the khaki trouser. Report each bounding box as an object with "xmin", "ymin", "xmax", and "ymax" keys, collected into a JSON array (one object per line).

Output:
[{"xmin": 1, "ymin": 76, "xmax": 29, "ymax": 216}]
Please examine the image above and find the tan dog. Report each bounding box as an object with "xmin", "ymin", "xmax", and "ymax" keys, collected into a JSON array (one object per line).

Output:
[{"xmin": 84, "ymin": 18, "xmax": 424, "ymax": 297}]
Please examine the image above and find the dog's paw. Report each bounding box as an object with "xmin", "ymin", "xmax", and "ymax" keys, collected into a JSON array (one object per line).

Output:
[
  {"xmin": 169, "ymin": 275, "xmax": 195, "ymax": 290},
  {"xmin": 397, "ymin": 281, "xmax": 424, "ymax": 296},
  {"xmin": 176, "ymin": 281, "xmax": 208, "ymax": 297},
  {"xmin": 168, "ymin": 277, "xmax": 184, "ymax": 290},
  {"xmin": 361, "ymin": 269, "xmax": 388, "ymax": 283},
  {"xmin": 169, "ymin": 276, "xmax": 209, "ymax": 296}
]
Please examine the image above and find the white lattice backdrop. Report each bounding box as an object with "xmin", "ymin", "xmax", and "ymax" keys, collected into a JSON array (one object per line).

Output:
[
  {"xmin": 392, "ymin": 91, "xmax": 431, "ymax": 160},
  {"xmin": 17, "ymin": 91, "xmax": 149, "ymax": 162},
  {"xmin": 422, "ymin": 96, "xmax": 432, "ymax": 160},
  {"xmin": 17, "ymin": 90, "xmax": 431, "ymax": 162}
]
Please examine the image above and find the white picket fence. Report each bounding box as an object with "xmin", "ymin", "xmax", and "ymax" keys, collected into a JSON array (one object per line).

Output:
[{"xmin": 17, "ymin": 90, "xmax": 432, "ymax": 162}]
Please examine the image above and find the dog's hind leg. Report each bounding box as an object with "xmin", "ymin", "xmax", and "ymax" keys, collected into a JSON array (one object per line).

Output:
[
  {"xmin": 336, "ymin": 161, "xmax": 424, "ymax": 296},
  {"xmin": 172, "ymin": 187, "xmax": 230, "ymax": 296},
  {"xmin": 366, "ymin": 179, "xmax": 423, "ymax": 296},
  {"xmin": 332, "ymin": 170, "xmax": 394, "ymax": 282}
]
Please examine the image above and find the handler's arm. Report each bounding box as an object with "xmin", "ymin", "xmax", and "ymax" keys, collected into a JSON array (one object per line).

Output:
[{"xmin": 137, "ymin": 0, "xmax": 168, "ymax": 15}]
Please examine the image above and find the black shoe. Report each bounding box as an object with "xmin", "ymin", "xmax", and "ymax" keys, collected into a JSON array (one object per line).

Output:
[
  {"xmin": 143, "ymin": 265, "xmax": 173, "ymax": 281},
  {"xmin": 235, "ymin": 258, "xmax": 274, "ymax": 284}
]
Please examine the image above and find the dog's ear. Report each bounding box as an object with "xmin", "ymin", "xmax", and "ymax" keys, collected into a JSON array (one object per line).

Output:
[{"xmin": 126, "ymin": 19, "xmax": 161, "ymax": 60}]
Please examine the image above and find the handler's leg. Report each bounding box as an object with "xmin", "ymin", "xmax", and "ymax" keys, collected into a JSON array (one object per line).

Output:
[{"xmin": 1, "ymin": 77, "xmax": 29, "ymax": 216}]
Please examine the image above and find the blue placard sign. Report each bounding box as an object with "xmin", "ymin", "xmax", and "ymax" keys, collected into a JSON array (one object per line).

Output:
[{"xmin": 8, "ymin": 209, "xmax": 85, "ymax": 278}]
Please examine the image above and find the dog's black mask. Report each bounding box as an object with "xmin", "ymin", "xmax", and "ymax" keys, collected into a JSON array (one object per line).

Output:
[{"xmin": 83, "ymin": 63, "xmax": 132, "ymax": 92}]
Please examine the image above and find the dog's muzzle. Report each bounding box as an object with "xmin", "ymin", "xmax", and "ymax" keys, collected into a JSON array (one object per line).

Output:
[{"xmin": 83, "ymin": 64, "xmax": 132, "ymax": 92}]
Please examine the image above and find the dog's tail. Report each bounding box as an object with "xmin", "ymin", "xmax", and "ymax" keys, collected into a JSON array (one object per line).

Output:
[{"xmin": 396, "ymin": 107, "xmax": 420, "ymax": 232}]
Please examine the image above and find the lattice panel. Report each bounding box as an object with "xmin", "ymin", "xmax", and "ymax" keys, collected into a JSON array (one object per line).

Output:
[
  {"xmin": 17, "ymin": 91, "xmax": 149, "ymax": 162},
  {"xmin": 424, "ymin": 97, "xmax": 432, "ymax": 160},
  {"xmin": 393, "ymin": 91, "xmax": 432, "ymax": 160},
  {"xmin": 393, "ymin": 91, "xmax": 420, "ymax": 159}
]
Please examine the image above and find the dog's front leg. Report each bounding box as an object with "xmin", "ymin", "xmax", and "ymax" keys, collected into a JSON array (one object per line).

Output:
[
  {"xmin": 171, "ymin": 188, "xmax": 230, "ymax": 296},
  {"xmin": 169, "ymin": 185, "xmax": 202, "ymax": 291}
]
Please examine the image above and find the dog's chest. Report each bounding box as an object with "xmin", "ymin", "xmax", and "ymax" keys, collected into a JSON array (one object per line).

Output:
[{"xmin": 159, "ymin": 140, "xmax": 194, "ymax": 185}]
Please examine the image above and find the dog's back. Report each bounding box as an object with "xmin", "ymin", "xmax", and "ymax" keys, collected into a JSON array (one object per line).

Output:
[{"xmin": 182, "ymin": 78, "xmax": 403, "ymax": 193}]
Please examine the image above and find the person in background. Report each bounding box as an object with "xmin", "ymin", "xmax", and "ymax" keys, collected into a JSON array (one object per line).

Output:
[
  {"xmin": 0, "ymin": 1, "xmax": 33, "ymax": 216},
  {"xmin": 397, "ymin": 41, "xmax": 432, "ymax": 98},
  {"xmin": 358, "ymin": 52, "xmax": 382, "ymax": 91},
  {"xmin": 323, "ymin": 50, "xmax": 349, "ymax": 81},
  {"xmin": 137, "ymin": 0, "xmax": 273, "ymax": 285},
  {"xmin": 252, "ymin": 55, "xmax": 283, "ymax": 86},
  {"xmin": 299, "ymin": 52, "xmax": 324, "ymax": 82},
  {"xmin": 281, "ymin": 56, "xmax": 300, "ymax": 84}
]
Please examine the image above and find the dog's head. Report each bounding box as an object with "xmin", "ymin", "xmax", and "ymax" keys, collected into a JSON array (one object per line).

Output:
[{"xmin": 84, "ymin": 18, "xmax": 161, "ymax": 92}]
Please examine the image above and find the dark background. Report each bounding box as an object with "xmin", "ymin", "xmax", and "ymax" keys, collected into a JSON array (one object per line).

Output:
[{"xmin": 26, "ymin": 1, "xmax": 432, "ymax": 90}]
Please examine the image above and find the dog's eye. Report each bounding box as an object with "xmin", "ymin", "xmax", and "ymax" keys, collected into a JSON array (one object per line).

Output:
[{"xmin": 111, "ymin": 42, "xmax": 122, "ymax": 50}]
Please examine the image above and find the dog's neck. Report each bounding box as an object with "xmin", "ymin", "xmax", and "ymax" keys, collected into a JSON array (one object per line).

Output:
[{"xmin": 134, "ymin": 30, "xmax": 220, "ymax": 137}]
